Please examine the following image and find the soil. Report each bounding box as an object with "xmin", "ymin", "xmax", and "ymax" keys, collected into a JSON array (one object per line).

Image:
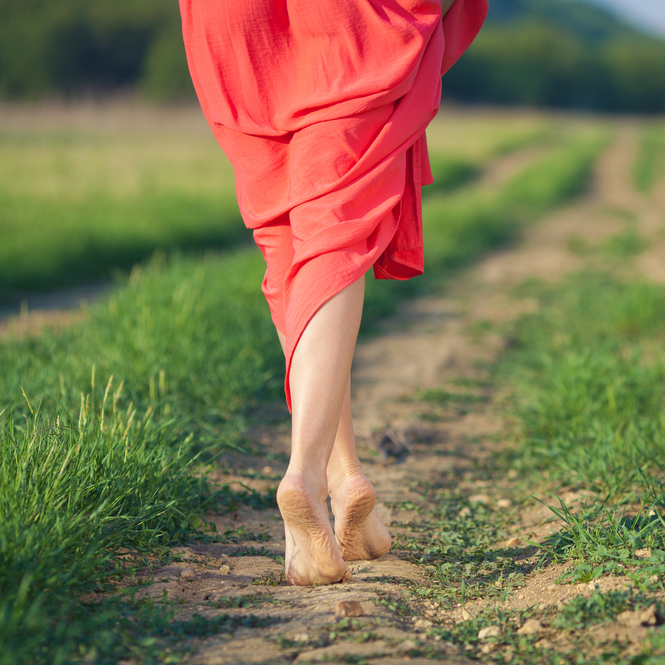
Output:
[{"xmin": 7, "ymin": 120, "xmax": 665, "ymax": 662}]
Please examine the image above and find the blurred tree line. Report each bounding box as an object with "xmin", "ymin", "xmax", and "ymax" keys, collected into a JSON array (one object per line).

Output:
[
  {"xmin": 0, "ymin": 0, "xmax": 192, "ymax": 99},
  {"xmin": 1, "ymin": 0, "xmax": 664, "ymax": 112},
  {"xmin": 443, "ymin": 0, "xmax": 665, "ymax": 112}
]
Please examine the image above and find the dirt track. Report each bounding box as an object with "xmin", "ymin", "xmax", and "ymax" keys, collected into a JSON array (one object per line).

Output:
[{"xmin": 110, "ymin": 125, "xmax": 665, "ymax": 663}]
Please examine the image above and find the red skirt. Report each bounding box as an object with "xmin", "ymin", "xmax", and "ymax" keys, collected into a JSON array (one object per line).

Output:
[{"xmin": 179, "ymin": 0, "xmax": 487, "ymax": 409}]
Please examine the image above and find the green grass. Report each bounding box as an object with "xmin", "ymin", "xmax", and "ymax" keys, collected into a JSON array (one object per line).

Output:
[
  {"xmin": 0, "ymin": 116, "xmax": 608, "ymax": 663},
  {"xmin": 633, "ymin": 124, "xmax": 665, "ymax": 193},
  {"xmin": 385, "ymin": 270, "xmax": 665, "ymax": 664},
  {"xmin": 0, "ymin": 125, "xmax": 245, "ymax": 297},
  {"xmin": 501, "ymin": 274, "xmax": 665, "ymax": 496}
]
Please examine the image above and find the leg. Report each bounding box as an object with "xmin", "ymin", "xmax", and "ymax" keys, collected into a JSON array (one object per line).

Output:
[
  {"xmin": 275, "ymin": 296, "xmax": 391, "ymax": 570},
  {"xmin": 326, "ymin": 383, "xmax": 392, "ymax": 561},
  {"xmin": 276, "ymin": 275, "xmax": 365, "ymax": 585}
]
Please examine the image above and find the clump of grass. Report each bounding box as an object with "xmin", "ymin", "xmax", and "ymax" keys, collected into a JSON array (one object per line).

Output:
[
  {"xmin": 602, "ymin": 229, "xmax": 649, "ymax": 257},
  {"xmin": 501, "ymin": 273, "xmax": 665, "ymax": 495},
  {"xmin": 495, "ymin": 273, "xmax": 665, "ymax": 585},
  {"xmin": 0, "ymin": 398, "xmax": 211, "ymax": 664},
  {"xmin": 424, "ymin": 155, "xmax": 480, "ymax": 196},
  {"xmin": 633, "ymin": 124, "xmax": 665, "ymax": 193},
  {"xmin": 0, "ymin": 250, "xmax": 284, "ymax": 450}
]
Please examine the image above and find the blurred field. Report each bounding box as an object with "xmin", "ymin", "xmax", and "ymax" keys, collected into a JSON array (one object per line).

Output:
[
  {"xmin": 0, "ymin": 102, "xmax": 602, "ymax": 300},
  {"xmin": 0, "ymin": 102, "xmax": 242, "ymax": 296}
]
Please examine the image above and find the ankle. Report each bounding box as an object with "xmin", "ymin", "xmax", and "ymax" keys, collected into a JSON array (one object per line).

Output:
[
  {"xmin": 327, "ymin": 460, "xmax": 366, "ymax": 497},
  {"xmin": 279, "ymin": 467, "xmax": 328, "ymax": 503}
]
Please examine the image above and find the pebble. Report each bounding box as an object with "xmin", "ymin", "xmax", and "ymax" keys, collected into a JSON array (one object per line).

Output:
[
  {"xmin": 414, "ymin": 619, "xmax": 433, "ymax": 630},
  {"xmin": 469, "ymin": 494, "xmax": 490, "ymax": 505},
  {"xmin": 459, "ymin": 507, "xmax": 471, "ymax": 517},
  {"xmin": 617, "ymin": 605, "xmax": 660, "ymax": 627},
  {"xmin": 335, "ymin": 600, "xmax": 364, "ymax": 617},
  {"xmin": 634, "ymin": 548, "xmax": 652, "ymax": 559},
  {"xmin": 398, "ymin": 640, "xmax": 417, "ymax": 652},
  {"xmin": 517, "ymin": 619, "xmax": 544, "ymax": 635},
  {"xmin": 180, "ymin": 568, "xmax": 197, "ymax": 580},
  {"xmin": 219, "ymin": 564, "xmax": 231, "ymax": 574},
  {"xmin": 496, "ymin": 499, "xmax": 512, "ymax": 509},
  {"xmin": 649, "ymin": 574, "xmax": 659, "ymax": 584},
  {"xmin": 546, "ymin": 584, "xmax": 558, "ymax": 590},
  {"xmin": 505, "ymin": 537, "xmax": 523, "ymax": 548},
  {"xmin": 461, "ymin": 609, "xmax": 472, "ymax": 621},
  {"xmin": 481, "ymin": 644, "xmax": 494, "ymax": 654},
  {"xmin": 478, "ymin": 626, "xmax": 501, "ymax": 639},
  {"xmin": 262, "ymin": 466, "xmax": 273, "ymax": 475},
  {"xmin": 291, "ymin": 633, "xmax": 310, "ymax": 642}
]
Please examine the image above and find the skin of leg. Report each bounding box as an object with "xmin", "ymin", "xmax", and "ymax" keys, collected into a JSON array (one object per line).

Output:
[
  {"xmin": 326, "ymin": 381, "xmax": 392, "ymax": 561},
  {"xmin": 276, "ymin": 286, "xmax": 391, "ymax": 568},
  {"xmin": 275, "ymin": 275, "xmax": 365, "ymax": 585}
]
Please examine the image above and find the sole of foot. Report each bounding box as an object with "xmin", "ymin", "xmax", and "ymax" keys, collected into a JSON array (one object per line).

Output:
[
  {"xmin": 277, "ymin": 473, "xmax": 350, "ymax": 586},
  {"xmin": 330, "ymin": 474, "xmax": 392, "ymax": 561}
]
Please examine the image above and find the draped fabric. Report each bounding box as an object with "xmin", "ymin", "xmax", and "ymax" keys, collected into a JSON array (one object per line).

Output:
[{"xmin": 179, "ymin": 0, "xmax": 488, "ymax": 410}]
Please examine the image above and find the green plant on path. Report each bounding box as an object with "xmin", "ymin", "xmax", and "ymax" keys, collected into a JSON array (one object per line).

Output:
[{"xmin": 633, "ymin": 123, "xmax": 665, "ymax": 193}]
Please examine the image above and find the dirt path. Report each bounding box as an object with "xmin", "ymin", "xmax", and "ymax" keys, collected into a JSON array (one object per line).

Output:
[{"xmin": 120, "ymin": 124, "xmax": 665, "ymax": 664}]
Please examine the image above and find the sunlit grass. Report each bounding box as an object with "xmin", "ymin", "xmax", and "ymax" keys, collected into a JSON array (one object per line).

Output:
[{"xmin": 633, "ymin": 122, "xmax": 665, "ymax": 193}]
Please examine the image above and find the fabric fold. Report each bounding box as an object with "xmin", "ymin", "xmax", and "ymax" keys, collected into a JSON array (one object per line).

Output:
[{"xmin": 179, "ymin": 0, "xmax": 488, "ymax": 410}]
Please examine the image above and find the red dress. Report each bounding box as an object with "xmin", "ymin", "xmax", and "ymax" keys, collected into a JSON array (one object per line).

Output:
[{"xmin": 179, "ymin": 0, "xmax": 488, "ymax": 409}]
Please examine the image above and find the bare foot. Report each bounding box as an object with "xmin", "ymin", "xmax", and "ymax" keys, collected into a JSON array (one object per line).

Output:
[
  {"xmin": 329, "ymin": 473, "xmax": 392, "ymax": 561},
  {"xmin": 276, "ymin": 473, "xmax": 350, "ymax": 586}
]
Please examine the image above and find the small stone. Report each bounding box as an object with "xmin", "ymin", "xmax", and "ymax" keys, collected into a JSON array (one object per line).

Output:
[
  {"xmin": 469, "ymin": 494, "xmax": 490, "ymax": 505},
  {"xmin": 635, "ymin": 548, "xmax": 652, "ymax": 559},
  {"xmin": 507, "ymin": 469, "xmax": 518, "ymax": 479},
  {"xmin": 617, "ymin": 609, "xmax": 642, "ymax": 628},
  {"xmin": 398, "ymin": 640, "xmax": 417, "ymax": 652},
  {"xmin": 292, "ymin": 633, "xmax": 310, "ymax": 642},
  {"xmin": 546, "ymin": 584, "xmax": 557, "ymax": 591},
  {"xmin": 219, "ymin": 564, "xmax": 231, "ymax": 574},
  {"xmin": 517, "ymin": 619, "xmax": 544, "ymax": 635},
  {"xmin": 639, "ymin": 605, "xmax": 661, "ymax": 626},
  {"xmin": 335, "ymin": 600, "xmax": 364, "ymax": 617},
  {"xmin": 481, "ymin": 644, "xmax": 494, "ymax": 654},
  {"xmin": 497, "ymin": 499, "xmax": 512, "ymax": 509},
  {"xmin": 505, "ymin": 537, "xmax": 523, "ymax": 548},
  {"xmin": 216, "ymin": 554, "xmax": 230, "ymax": 563},
  {"xmin": 414, "ymin": 618, "xmax": 433, "ymax": 631},
  {"xmin": 459, "ymin": 507, "xmax": 471, "ymax": 518},
  {"xmin": 493, "ymin": 580, "xmax": 502, "ymax": 588},
  {"xmin": 180, "ymin": 568, "xmax": 196, "ymax": 580},
  {"xmin": 461, "ymin": 609, "xmax": 472, "ymax": 621},
  {"xmin": 649, "ymin": 574, "xmax": 659, "ymax": 584},
  {"xmin": 262, "ymin": 466, "xmax": 273, "ymax": 475},
  {"xmin": 517, "ymin": 594, "xmax": 526, "ymax": 599},
  {"xmin": 478, "ymin": 626, "xmax": 501, "ymax": 640}
]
